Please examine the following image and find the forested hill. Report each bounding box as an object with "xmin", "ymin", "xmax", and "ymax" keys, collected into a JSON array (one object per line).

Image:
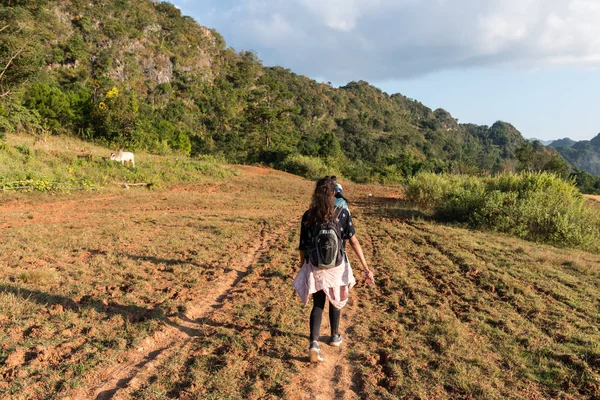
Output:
[{"xmin": 0, "ymin": 0, "xmax": 569, "ymax": 182}]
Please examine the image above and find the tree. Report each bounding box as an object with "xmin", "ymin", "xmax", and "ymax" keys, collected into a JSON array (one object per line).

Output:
[
  {"xmin": 23, "ymin": 83, "xmax": 73, "ymax": 132},
  {"xmin": 317, "ymin": 131, "xmax": 342, "ymax": 159},
  {"xmin": 244, "ymin": 73, "xmax": 299, "ymax": 156},
  {"xmin": 0, "ymin": 8, "xmax": 44, "ymax": 99},
  {"xmin": 90, "ymin": 86, "xmax": 141, "ymax": 148},
  {"xmin": 516, "ymin": 142, "xmax": 571, "ymax": 178},
  {"xmin": 516, "ymin": 142, "xmax": 535, "ymax": 171}
]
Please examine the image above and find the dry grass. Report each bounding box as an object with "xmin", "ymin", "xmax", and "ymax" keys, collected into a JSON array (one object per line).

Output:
[
  {"xmin": 584, "ymin": 194, "xmax": 600, "ymax": 203},
  {"xmin": 585, "ymin": 194, "xmax": 600, "ymax": 213},
  {"xmin": 0, "ymin": 165, "xmax": 314, "ymax": 398},
  {"xmin": 1, "ymin": 162, "xmax": 599, "ymax": 399}
]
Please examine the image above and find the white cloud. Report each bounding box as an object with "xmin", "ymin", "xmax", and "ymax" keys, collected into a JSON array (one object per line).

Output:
[
  {"xmin": 176, "ymin": 0, "xmax": 600, "ymax": 81},
  {"xmin": 247, "ymin": 13, "xmax": 295, "ymax": 47},
  {"xmin": 300, "ymin": 0, "xmax": 387, "ymax": 31}
]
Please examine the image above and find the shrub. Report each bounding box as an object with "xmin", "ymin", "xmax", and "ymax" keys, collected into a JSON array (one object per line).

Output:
[
  {"xmin": 147, "ymin": 138, "xmax": 172, "ymax": 156},
  {"xmin": 371, "ymin": 165, "xmax": 407, "ymax": 185},
  {"xmin": 405, "ymin": 173, "xmax": 478, "ymax": 210},
  {"xmin": 167, "ymin": 130, "xmax": 192, "ymax": 156},
  {"xmin": 0, "ymin": 104, "xmax": 43, "ymax": 135},
  {"xmin": 406, "ymin": 171, "xmax": 600, "ymax": 251},
  {"xmin": 15, "ymin": 144, "xmax": 31, "ymax": 156},
  {"xmin": 280, "ymin": 154, "xmax": 337, "ymax": 180},
  {"xmin": 406, "ymin": 172, "xmax": 447, "ymax": 209},
  {"xmin": 340, "ymin": 159, "xmax": 373, "ymax": 183},
  {"xmin": 435, "ymin": 176, "xmax": 486, "ymax": 223}
]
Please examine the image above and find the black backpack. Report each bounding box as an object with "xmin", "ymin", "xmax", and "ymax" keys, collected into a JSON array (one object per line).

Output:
[{"xmin": 307, "ymin": 207, "xmax": 345, "ymax": 269}]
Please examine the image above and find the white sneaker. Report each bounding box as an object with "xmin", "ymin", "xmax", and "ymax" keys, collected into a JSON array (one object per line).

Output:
[
  {"xmin": 309, "ymin": 341, "xmax": 324, "ymax": 362},
  {"xmin": 329, "ymin": 334, "xmax": 343, "ymax": 347}
]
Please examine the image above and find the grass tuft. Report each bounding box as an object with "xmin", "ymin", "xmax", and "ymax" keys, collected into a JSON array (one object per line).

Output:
[{"xmin": 15, "ymin": 269, "xmax": 58, "ymax": 285}]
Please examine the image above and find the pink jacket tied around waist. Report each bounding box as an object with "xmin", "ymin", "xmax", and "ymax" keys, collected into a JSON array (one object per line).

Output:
[{"xmin": 292, "ymin": 257, "xmax": 356, "ymax": 309}]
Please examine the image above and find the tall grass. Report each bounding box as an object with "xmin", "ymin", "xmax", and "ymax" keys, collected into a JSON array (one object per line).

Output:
[{"xmin": 406, "ymin": 171, "xmax": 600, "ymax": 251}]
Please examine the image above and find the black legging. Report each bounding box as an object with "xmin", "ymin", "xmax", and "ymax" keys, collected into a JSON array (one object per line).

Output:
[{"xmin": 310, "ymin": 290, "xmax": 341, "ymax": 342}]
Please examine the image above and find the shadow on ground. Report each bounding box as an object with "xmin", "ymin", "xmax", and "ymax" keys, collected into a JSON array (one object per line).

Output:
[
  {"xmin": 86, "ymin": 248, "xmax": 205, "ymax": 268},
  {"xmin": 0, "ymin": 283, "xmax": 164, "ymax": 323}
]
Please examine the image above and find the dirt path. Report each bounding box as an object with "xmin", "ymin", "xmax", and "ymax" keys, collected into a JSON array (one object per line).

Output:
[
  {"xmin": 296, "ymin": 203, "xmax": 390, "ymax": 400},
  {"xmin": 294, "ymin": 220, "xmax": 382, "ymax": 400},
  {"xmin": 69, "ymin": 221, "xmax": 293, "ymax": 400},
  {"xmin": 299, "ymin": 301, "xmax": 358, "ymax": 400}
]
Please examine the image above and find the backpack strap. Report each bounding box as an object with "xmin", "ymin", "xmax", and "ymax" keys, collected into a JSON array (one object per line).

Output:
[
  {"xmin": 333, "ymin": 206, "xmax": 343, "ymax": 220},
  {"xmin": 310, "ymin": 208, "xmax": 344, "ymax": 238},
  {"xmin": 331, "ymin": 207, "xmax": 345, "ymax": 255}
]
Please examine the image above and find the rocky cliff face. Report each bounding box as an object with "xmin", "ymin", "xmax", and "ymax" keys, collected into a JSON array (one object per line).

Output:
[{"xmin": 42, "ymin": 1, "xmax": 220, "ymax": 93}]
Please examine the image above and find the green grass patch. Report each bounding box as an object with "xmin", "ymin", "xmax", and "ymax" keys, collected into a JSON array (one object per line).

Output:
[{"xmin": 0, "ymin": 134, "xmax": 233, "ymax": 192}]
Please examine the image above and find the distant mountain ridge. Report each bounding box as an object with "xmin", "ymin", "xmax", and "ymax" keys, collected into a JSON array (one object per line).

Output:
[
  {"xmin": 550, "ymin": 134, "xmax": 600, "ymax": 175},
  {"xmin": 528, "ymin": 138, "xmax": 554, "ymax": 146},
  {"xmin": 549, "ymin": 138, "xmax": 576, "ymax": 148}
]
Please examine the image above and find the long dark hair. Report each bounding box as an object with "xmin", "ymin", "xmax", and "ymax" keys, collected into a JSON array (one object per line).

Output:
[{"xmin": 308, "ymin": 176, "xmax": 336, "ymax": 225}]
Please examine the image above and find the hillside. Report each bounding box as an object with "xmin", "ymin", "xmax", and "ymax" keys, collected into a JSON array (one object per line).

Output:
[
  {"xmin": 1, "ymin": 158, "xmax": 599, "ymax": 398},
  {"xmin": 0, "ymin": 0, "xmax": 569, "ymax": 182}
]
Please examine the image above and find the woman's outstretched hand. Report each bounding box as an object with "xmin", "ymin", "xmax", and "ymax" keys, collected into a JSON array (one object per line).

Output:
[
  {"xmin": 348, "ymin": 236, "xmax": 374, "ymax": 286},
  {"xmin": 364, "ymin": 268, "xmax": 375, "ymax": 286}
]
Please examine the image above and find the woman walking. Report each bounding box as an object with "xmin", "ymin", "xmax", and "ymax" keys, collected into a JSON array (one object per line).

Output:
[{"xmin": 293, "ymin": 176, "xmax": 374, "ymax": 362}]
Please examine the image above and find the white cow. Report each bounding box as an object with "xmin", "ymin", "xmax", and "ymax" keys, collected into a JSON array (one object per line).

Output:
[{"xmin": 110, "ymin": 151, "xmax": 135, "ymax": 167}]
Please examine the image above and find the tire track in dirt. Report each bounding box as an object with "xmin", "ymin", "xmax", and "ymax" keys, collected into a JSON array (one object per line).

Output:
[
  {"xmin": 319, "ymin": 211, "xmax": 388, "ymax": 400},
  {"xmin": 405, "ymin": 221, "xmax": 599, "ymax": 327},
  {"xmin": 402, "ymin": 221, "xmax": 519, "ymax": 316},
  {"xmin": 401, "ymin": 220, "xmax": 597, "ymax": 355},
  {"xmin": 351, "ymin": 217, "xmax": 385, "ymax": 398},
  {"xmin": 343, "ymin": 217, "xmax": 524, "ymax": 398},
  {"xmin": 383, "ymin": 221, "xmax": 527, "ymax": 394},
  {"xmin": 126, "ymin": 222, "xmax": 300, "ymax": 398},
  {"xmin": 70, "ymin": 221, "xmax": 294, "ymax": 400},
  {"xmin": 401, "ymin": 221, "xmax": 600, "ymax": 396}
]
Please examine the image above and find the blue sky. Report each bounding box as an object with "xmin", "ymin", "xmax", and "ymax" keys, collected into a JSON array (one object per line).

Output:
[{"xmin": 171, "ymin": 0, "xmax": 600, "ymax": 141}]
